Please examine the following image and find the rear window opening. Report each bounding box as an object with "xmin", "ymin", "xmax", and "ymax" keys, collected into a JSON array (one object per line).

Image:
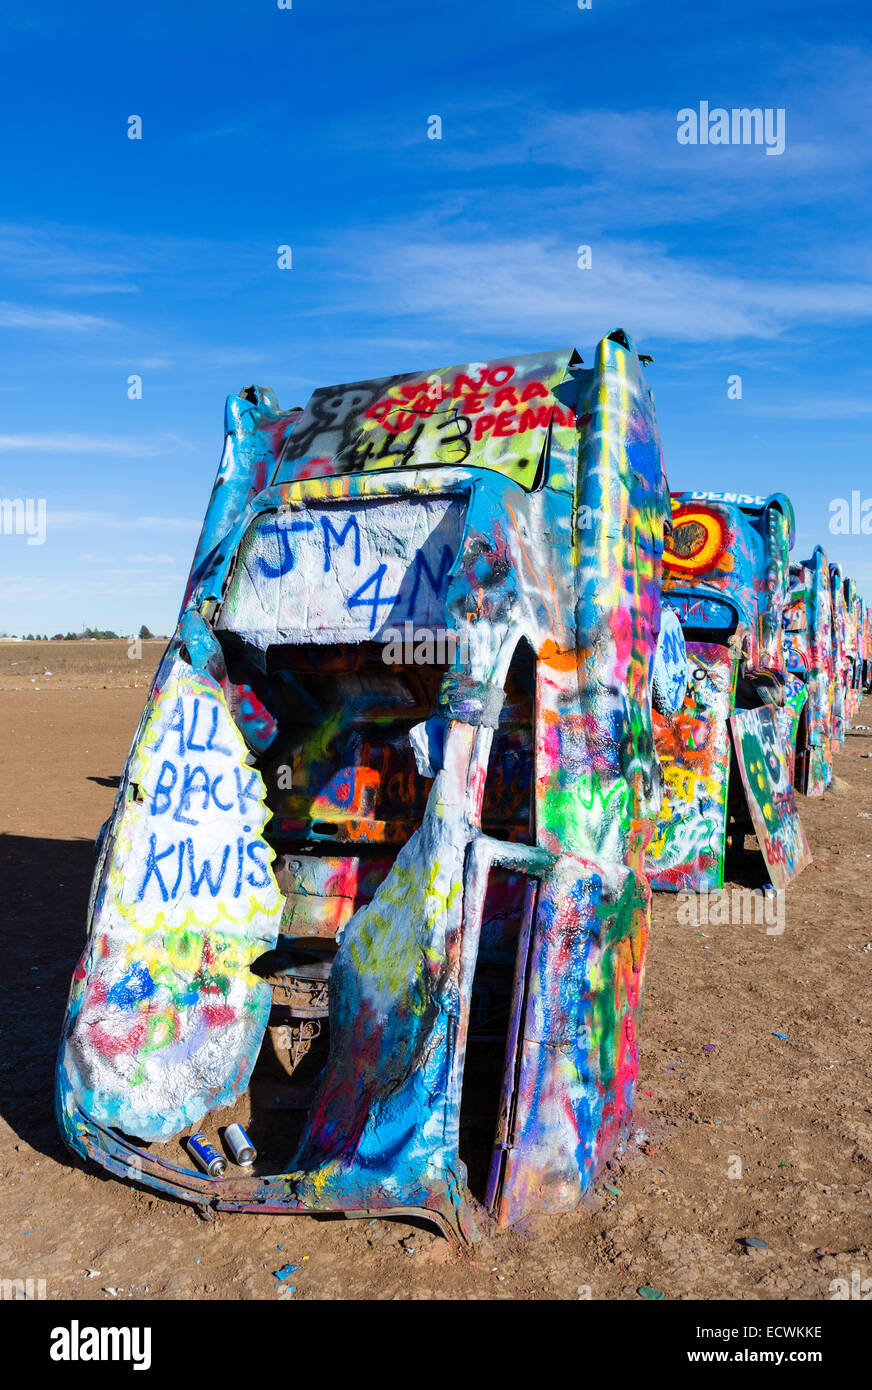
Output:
[
  {"xmin": 680, "ymin": 624, "xmax": 736, "ymax": 647},
  {"xmin": 252, "ymin": 640, "xmax": 445, "ymax": 847}
]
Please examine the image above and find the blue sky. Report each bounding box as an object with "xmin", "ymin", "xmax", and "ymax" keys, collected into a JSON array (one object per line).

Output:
[{"xmin": 1, "ymin": 0, "xmax": 871, "ymax": 634}]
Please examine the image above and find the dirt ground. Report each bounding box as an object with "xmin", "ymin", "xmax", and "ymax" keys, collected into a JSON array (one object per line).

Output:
[{"xmin": 1, "ymin": 640, "xmax": 870, "ymax": 1301}]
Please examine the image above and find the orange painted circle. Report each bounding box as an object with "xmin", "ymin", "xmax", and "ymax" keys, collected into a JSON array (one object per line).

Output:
[{"xmin": 664, "ymin": 505, "xmax": 728, "ymax": 573}]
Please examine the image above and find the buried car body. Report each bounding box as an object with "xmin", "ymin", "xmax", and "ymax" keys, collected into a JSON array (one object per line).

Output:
[{"xmin": 57, "ymin": 330, "xmax": 675, "ymax": 1240}]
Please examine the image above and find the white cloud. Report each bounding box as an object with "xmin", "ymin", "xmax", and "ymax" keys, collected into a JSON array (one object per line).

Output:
[
  {"xmin": 747, "ymin": 397, "xmax": 872, "ymax": 420},
  {"xmin": 0, "ymin": 301, "xmax": 114, "ymax": 331},
  {"xmin": 0, "ymin": 433, "xmax": 191, "ymax": 455},
  {"xmin": 54, "ymin": 283, "xmax": 140, "ymax": 296},
  {"xmin": 50, "ymin": 511, "xmax": 198, "ymax": 533},
  {"xmin": 0, "ymin": 570, "xmax": 185, "ymax": 597},
  {"xmin": 86, "ymin": 355, "xmax": 173, "ymax": 370},
  {"xmin": 355, "ymin": 235, "xmax": 872, "ymax": 346}
]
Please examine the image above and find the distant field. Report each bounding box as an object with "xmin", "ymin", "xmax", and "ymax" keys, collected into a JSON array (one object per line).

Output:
[{"xmin": 0, "ymin": 639, "xmax": 166, "ymax": 691}]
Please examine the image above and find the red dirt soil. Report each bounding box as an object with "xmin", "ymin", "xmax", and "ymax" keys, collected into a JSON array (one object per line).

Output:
[{"xmin": 1, "ymin": 641, "xmax": 869, "ymax": 1300}]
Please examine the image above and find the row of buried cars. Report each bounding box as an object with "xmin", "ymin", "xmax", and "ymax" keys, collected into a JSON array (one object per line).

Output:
[
  {"xmin": 55, "ymin": 330, "xmax": 870, "ymax": 1240},
  {"xmin": 648, "ymin": 487, "xmax": 872, "ymax": 894}
]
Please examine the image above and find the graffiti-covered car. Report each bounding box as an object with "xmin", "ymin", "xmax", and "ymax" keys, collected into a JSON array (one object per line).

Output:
[
  {"xmin": 783, "ymin": 545, "xmax": 835, "ymax": 795},
  {"xmin": 57, "ymin": 330, "xmax": 674, "ymax": 1240},
  {"xmin": 645, "ymin": 490, "xmax": 811, "ymax": 892},
  {"xmin": 842, "ymin": 574, "xmax": 863, "ymax": 727}
]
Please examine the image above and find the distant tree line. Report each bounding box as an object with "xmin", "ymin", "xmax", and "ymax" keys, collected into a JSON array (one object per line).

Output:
[{"xmin": 18, "ymin": 625, "xmax": 161, "ymax": 641}]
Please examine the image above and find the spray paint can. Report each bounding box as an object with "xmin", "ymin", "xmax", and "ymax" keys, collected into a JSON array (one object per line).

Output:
[
  {"xmin": 187, "ymin": 1133, "xmax": 227, "ymax": 1177},
  {"xmin": 224, "ymin": 1123, "xmax": 257, "ymax": 1167}
]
